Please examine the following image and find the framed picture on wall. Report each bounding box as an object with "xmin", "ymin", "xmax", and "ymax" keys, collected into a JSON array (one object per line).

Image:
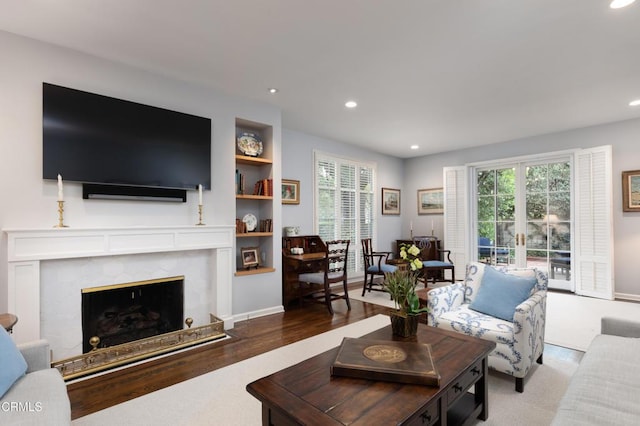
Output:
[
  {"xmin": 282, "ymin": 179, "xmax": 300, "ymax": 204},
  {"xmin": 382, "ymin": 188, "xmax": 401, "ymax": 215},
  {"xmin": 417, "ymin": 188, "xmax": 444, "ymax": 214},
  {"xmin": 622, "ymin": 170, "xmax": 640, "ymax": 212}
]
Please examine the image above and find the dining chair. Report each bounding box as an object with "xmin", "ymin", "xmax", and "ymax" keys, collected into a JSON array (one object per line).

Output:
[
  {"xmin": 361, "ymin": 238, "xmax": 397, "ymax": 296},
  {"xmin": 413, "ymin": 236, "xmax": 455, "ymax": 287},
  {"xmin": 298, "ymin": 240, "xmax": 351, "ymax": 314}
]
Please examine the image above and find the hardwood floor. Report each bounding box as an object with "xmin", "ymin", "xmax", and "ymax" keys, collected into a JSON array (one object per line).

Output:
[
  {"xmin": 67, "ymin": 289, "xmax": 583, "ymax": 420},
  {"xmin": 67, "ymin": 297, "xmax": 388, "ymax": 420}
]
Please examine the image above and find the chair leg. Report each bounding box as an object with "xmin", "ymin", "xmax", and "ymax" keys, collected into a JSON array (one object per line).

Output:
[
  {"xmin": 361, "ymin": 273, "xmax": 369, "ymax": 296},
  {"xmin": 325, "ymin": 285, "xmax": 334, "ymax": 315},
  {"xmin": 342, "ymin": 280, "xmax": 351, "ymax": 310},
  {"xmin": 515, "ymin": 377, "xmax": 524, "ymax": 393}
]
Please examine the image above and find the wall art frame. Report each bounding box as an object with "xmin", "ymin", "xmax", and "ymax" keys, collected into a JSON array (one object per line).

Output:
[
  {"xmin": 417, "ymin": 188, "xmax": 444, "ymax": 215},
  {"xmin": 622, "ymin": 170, "xmax": 640, "ymax": 212},
  {"xmin": 382, "ymin": 187, "xmax": 401, "ymax": 215},
  {"xmin": 282, "ymin": 179, "xmax": 300, "ymax": 205}
]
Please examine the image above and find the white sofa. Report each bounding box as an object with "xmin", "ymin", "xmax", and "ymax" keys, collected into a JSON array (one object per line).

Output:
[
  {"xmin": 427, "ymin": 262, "xmax": 547, "ymax": 392},
  {"xmin": 551, "ymin": 317, "xmax": 640, "ymax": 425},
  {"xmin": 1, "ymin": 339, "xmax": 70, "ymax": 425}
]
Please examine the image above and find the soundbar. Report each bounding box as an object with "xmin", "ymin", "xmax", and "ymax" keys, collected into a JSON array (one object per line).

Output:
[{"xmin": 82, "ymin": 184, "xmax": 187, "ymax": 202}]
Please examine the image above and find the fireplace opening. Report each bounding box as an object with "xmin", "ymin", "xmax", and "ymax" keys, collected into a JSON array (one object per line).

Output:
[{"xmin": 81, "ymin": 276, "xmax": 184, "ymax": 353}]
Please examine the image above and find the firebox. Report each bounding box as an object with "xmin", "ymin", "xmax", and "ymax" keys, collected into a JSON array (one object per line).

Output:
[{"xmin": 81, "ymin": 276, "xmax": 184, "ymax": 353}]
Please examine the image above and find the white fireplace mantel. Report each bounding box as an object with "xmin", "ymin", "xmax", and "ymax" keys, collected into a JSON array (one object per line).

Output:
[{"xmin": 4, "ymin": 225, "xmax": 234, "ymax": 344}]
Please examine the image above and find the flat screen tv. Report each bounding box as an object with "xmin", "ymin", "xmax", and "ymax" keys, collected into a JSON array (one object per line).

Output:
[{"xmin": 42, "ymin": 83, "xmax": 211, "ymax": 191}]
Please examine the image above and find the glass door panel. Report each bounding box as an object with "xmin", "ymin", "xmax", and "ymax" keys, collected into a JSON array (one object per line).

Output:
[
  {"xmin": 475, "ymin": 159, "xmax": 572, "ymax": 290},
  {"xmin": 477, "ymin": 167, "xmax": 515, "ymax": 266},
  {"xmin": 524, "ymin": 161, "xmax": 572, "ymax": 290}
]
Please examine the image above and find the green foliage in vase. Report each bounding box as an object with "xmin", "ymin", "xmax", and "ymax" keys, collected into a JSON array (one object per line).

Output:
[{"xmin": 384, "ymin": 270, "xmax": 428, "ymax": 316}]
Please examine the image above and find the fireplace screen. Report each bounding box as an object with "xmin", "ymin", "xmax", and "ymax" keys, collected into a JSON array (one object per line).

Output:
[{"xmin": 81, "ymin": 276, "xmax": 184, "ymax": 353}]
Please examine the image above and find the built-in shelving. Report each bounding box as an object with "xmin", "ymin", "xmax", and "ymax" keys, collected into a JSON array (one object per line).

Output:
[{"xmin": 235, "ymin": 118, "xmax": 275, "ymax": 276}]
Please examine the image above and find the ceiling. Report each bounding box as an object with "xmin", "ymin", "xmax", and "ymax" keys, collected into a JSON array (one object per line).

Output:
[{"xmin": 1, "ymin": 1, "xmax": 639, "ymax": 158}]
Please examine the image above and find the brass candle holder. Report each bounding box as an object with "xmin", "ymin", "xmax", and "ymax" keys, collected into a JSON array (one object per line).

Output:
[
  {"xmin": 54, "ymin": 200, "xmax": 68, "ymax": 228},
  {"xmin": 196, "ymin": 204, "xmax": 205, "ymax": 226}
]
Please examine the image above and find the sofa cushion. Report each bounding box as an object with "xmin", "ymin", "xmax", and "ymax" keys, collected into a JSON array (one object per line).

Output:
[
  {"xmin": 0, "ymin": 327, "xmax": 28, "ymax": 398},
  {"xmin": 469, "ymin": 265, "xmax": 537, "ymax": 321},
  {"xmin": 0, "ymin": 368, "xmax": 71, "ymax": 424},
  {"xmin": 552, "ymin": 334, "xmax": 640, "ymax": 425}
]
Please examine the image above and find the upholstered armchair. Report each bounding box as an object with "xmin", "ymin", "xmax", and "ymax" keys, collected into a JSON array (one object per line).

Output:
[{"xmin": 427, "ymin": 262, "xmax": 547, "ymax": 392}]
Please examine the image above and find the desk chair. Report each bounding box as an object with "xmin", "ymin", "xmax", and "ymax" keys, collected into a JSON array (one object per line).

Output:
[
  {"xmin": 361, "ymin": 238, "xmax": 397, "ymax": 296},
  {"xmin": 413, "ymin": 236, "xmax": 455, "ymax": 287},
  {"xmin": 298, "ymin": 240, "xmax": 351, "ymax": 314}
]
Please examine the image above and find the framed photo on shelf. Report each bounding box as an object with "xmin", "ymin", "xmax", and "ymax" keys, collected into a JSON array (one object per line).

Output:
[
  {"xmin": 382, "ymin": 188, "xmax": 401, "ymax": 215},
  {"xmin": 282, "ymin": 179, "xmax": 300, "ymax": 205},
  {"xmin": 622, "ymin": 170, "xmax": 640, "ymax": 212},
  {"xmin": 417, "ymin": 188, "xmax": 444, "ymax": 215},
  {"xmin": 241, "ymin": 247, "xmax": 260, "ymax": 268}
]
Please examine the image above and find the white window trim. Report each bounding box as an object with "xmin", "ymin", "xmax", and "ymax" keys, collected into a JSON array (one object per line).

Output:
[{"xmin": 313, "ymin": 150, "xmax": 377, "ymax": 277}]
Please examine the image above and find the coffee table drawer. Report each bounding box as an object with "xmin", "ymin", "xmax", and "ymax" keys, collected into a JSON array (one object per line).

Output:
[
  {"xmin": 447, "ymin": 360, "xmax": 483, "ymax": 405},
  {"xmin": 407, "ymin": 400, "xmax": 439, "ymax": 426}
]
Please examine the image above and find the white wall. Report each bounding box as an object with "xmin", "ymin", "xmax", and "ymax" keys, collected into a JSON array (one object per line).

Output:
[
  {"xmin": 282, "ymin": 129, "xmax": 405, "ymax": 257},
  {"xmin": 403, "ymin": 118, "xmax": 640, "ymax": 298},
  {"xmin": 0, "ymin": 31, "xmax": 282, "ymax": 315}
]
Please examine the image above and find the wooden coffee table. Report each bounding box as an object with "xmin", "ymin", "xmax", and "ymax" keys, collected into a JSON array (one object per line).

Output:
[{"xmin": 247, "ymin": 323, "xmax": 496, "ymax": 425}]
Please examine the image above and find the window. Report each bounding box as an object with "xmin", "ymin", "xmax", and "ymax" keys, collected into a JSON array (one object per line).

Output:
[{"xmin": 314, "ymin": 152, "xmax": 376, "ymax": 274}]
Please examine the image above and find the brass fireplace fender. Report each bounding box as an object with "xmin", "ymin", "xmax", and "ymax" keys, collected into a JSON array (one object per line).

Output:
[{"xmin": 52, "ymin": 314, "xmax": 226, "ymax": 381}]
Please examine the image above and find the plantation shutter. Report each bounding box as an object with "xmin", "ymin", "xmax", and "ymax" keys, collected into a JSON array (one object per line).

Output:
[
  {"xmin": 443, "ymin": 166, "xmax": 468, "ymax": 280},
  {"xmin": 574, "ymin": 145, "xmax": 614, "ymax": 299},
  {"xmin": 314, "ymin": 152, "xmax": 376, "ymax": 275}
]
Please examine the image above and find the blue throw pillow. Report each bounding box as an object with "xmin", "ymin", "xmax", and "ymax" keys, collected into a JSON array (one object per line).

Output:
[
  {"xmin": 469, "ymin": 266, "xmax": 537, "ymax": 322},
  {"xmin": 0, "ymin": 327, "xmax": 28, "ymax": 398}
]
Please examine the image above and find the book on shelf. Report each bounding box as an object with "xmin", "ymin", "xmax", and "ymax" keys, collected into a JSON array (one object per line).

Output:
[
  {"xmin": 252, "ymin": 178, "xmax": 273, "ymax": 196},
  {"xmin": 259, "ymin": 219, "xmax": 273, "ymax": 233},
  {"xmin": 331, "ymin": 337, "xmax": 440, "ymax": 386},
  {"xmin": 235, "ymin": 170, "xmax": 245, "ymax": 195},
  {"xmin": 235, "ymin": 218, "xmax": 247, "ymax": 234}
]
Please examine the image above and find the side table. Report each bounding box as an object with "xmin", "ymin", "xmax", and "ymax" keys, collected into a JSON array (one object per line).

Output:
[{"xmin": 1, "ymin": 313, "xmax": 18, "ymax": 333}]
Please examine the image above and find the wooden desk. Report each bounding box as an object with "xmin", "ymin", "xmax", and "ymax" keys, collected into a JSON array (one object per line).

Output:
[
  {"xmin": 247, "ymin": 324, "xmax": 496, "ymax": 426},
  {"xmin": 1, "ymin": 313, "xmax": 18, "ymax": 333},
  {"xmin": 282, "ymin": 236, "xmax": 327, "ymax": 309}
]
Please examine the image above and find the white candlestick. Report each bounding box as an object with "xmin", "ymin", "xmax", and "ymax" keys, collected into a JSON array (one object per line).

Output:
[
  {"xmin": 198, "ymin": 184, "xmax": 203, "ymax": 205},
  {"xmin": 57, "ymin": 174, "xmax": 64, "ymax": 201},
  {"xmin": 410, "ymin": 220, "xmax": 413, "ymax": 231},
  {"xmin": 431, "ymin": 220, "xmax": 434, "ymax": 232}
]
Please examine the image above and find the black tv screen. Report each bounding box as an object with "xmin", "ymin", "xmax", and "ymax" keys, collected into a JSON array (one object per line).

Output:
[{"xmin": 43, "ymin": 83, "xmax": 211, "ymax": 190}]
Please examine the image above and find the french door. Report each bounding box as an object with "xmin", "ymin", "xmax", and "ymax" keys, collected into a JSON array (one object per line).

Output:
[
  {"xmin": 475, "ymin": 158, "xmax": 573, "ymax": 290},
  {"xmin": 444, "ymin": 146, "xmax": 613, "ymax": 299}
]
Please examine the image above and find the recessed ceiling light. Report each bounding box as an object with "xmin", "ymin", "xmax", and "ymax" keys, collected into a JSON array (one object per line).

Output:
[
  {"xmin": 610, "ymin": 0, "xmax": 636, "ymax": 9},
  {"xmin": 268, "ymin": 88, "xmax": 278, "ymax": 94},
  {"xmin": 410, "ymin": 145, "xmax": 419, "ymax": 150},
  {"xmin": 345, "ymin": 101, "xmax": 357, "ymax": 108},
  {"xmin": 630, "ymin": 99, "xmax": 640, "ymax": 107}
]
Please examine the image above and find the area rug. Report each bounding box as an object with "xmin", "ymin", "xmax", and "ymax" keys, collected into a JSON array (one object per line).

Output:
[
  {"xmin": 352, "ymin": 288, "xmax": 640, "ymax": 351},
  {"xmin": 73, "ymin": 313, "xmax": 577, "ymax": 425}
]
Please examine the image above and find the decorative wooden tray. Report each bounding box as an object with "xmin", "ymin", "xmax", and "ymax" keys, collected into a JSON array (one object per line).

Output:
[{"xmin": 331, "ymin": 337, "xmax": 440, "ymax": 386}]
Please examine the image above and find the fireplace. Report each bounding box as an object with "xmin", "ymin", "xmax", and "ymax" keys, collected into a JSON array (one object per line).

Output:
[{"xmin": 81, "ymin": 276, "xmax": 184, "ymax": 353}]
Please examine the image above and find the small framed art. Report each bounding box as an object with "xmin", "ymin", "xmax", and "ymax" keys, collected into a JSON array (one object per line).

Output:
[
  {"xmin": 622, "ymin": 170, "xmax": 640, "ymax": 212},
  {"xmin": 241, "ymin": 247, "xmax": 260, "ymax": 268},
  {"xmin": 382, "ymin": 188, "xmax": 401, "ymax": 215},
  {"xmin": 417, "ymin": 188, "xmax": 444, "ymax": 215},
  {"xmin": 282, "ymin": 179, "xmax": 300, "ymax": 205}
]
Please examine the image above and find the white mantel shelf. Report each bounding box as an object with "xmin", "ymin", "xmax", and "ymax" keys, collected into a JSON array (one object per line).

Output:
[{"xmin": 3, "ymin": 225, "xmax": 235, "ymax": 344}]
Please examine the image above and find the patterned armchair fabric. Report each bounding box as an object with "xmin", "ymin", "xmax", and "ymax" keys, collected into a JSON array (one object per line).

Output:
[{"xmin": 427, "ymin": 262, "xmax": 548, "ymax": 392}]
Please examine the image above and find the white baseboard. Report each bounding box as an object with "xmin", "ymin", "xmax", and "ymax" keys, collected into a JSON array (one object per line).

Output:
[
  {"xmin": 233, "ymin": 305, "xmax": 284, "ymax": 323},
  {"xmin": 614, "ymin": 292, "xmax": 640, "ymax": 302}
]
